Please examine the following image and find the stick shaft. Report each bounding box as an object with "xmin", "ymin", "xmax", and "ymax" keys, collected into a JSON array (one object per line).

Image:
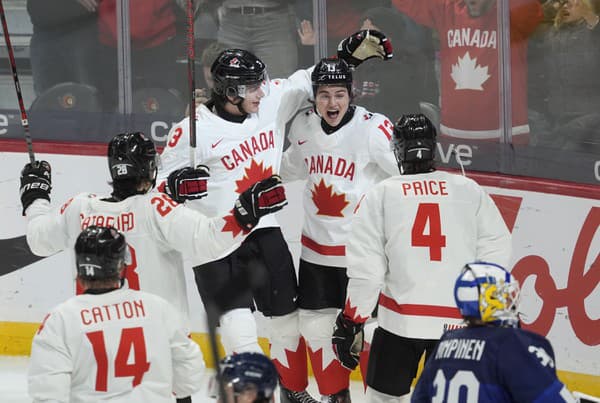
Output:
[
  {"xmin": 0, "ymin": 0, "xmax": 34, "ymax": 163},
  {"xmin": 187, "ymin": 0, "xmax": 196, "ymax": 168}
]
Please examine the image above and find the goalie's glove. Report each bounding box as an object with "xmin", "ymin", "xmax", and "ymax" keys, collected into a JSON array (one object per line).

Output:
[
  {"xmin": 165, "ymin": 165, "xmax": 209, "ymax": 203},
  {"xmin": 332, "ymin": 312, "xmax": 364, "ymax": 370},
  {"xmin": 20, "ymin": 160, "xmax": 52, "ymax": 215},
  {"xmin": 337, "ymin": 29, "xmax": 393, "ymax": 69},
  {"xmin": 234, "ymin": 175, "xmax": 287, "ymax": 230}
]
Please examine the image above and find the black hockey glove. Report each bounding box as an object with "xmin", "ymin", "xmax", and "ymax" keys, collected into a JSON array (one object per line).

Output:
[
  {"xmin": 337, "ymin": 29, "xmax": 393, "ymax": 69},
  {"xmin": 165, "ymin": 165, "xmax": 209, "ymax": 203},
  {"xmin": 332, "ymin": 312, "xmax": 364, "ymax": 370},
  {"xmin": 234, "ymin": 175, "xmax": 287, "ymax": 230},
  {"xmin": 20, "ymin": 160, "xmax": 52, "ymax": 215}
]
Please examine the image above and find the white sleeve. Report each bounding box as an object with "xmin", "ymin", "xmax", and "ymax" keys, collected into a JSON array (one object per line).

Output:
[
  {"xmin": 26, "ymin": 197, "xmax": 79, "ymax": 256},
  {"xmin": 279, "ymin": 115, "xmax": 308, "ymax": 183},
  {"xmin": 148, "ymin": 193, "xmax": 245, "ymax": 262},
  {"xmin": 157, "ymin": 121, "xmax": 192, "ymax": 186},
  {"xmin": 275, "ymin": 67, "xmax": 314, "ymax": 124},
  {"xmin": 475, "ymin": 186, "xmax": 512, "ymax": 267},
  {"xmin": 368, "ymin": 114, "xmax": 398, "ymax": 177},
  {"xmin": 28, "ymin": 312, "xmax": 72, "ymax": 403},
  {"xmin": 345, "ymin": 186, "xmax": 387, "ymax": 322},
  {"xmin": 166, "ymin": 304, "xmax": 205, "ymax": 398}
]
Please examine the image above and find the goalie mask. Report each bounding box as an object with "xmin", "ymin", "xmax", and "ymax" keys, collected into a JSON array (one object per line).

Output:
[
  {"xmin": 218, "ymin": 352, "xmax": 278, "ymax": 403},
  {"xmin": 311, "ymin": 57, "xmax": 353, "ymax": 97},
  {"xmin": 391, "ymin": 113, "xmax": 437, "ymax": 174},
  {"xmin": 75, "ymin": 226, "xmax": 127, "ymax": 281},
  {"xmin": 454, "ymin": 262, "xmax": 521, "ymax": 328},
  {"xmin": 211, "ymin": 49, "xmax": 269, "ymax": 100},
  {"xmin": 107, "ymin": 132, "xmax": 159, "ymax": 185}
]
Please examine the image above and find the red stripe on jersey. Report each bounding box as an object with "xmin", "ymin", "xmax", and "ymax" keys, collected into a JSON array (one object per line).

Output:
[
  {"xmin": 301, "ymin": 235, "xmax": 345, "ymax": 256},
  {"xmin": 378, "ymin": 294, "xmax": 462, "ymax": 319}
]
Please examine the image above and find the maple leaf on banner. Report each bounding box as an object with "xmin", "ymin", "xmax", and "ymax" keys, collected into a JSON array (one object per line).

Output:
[
  {"xmin": 311, "ymin": 179, "xmax": 349, "ymax": 217},
  {"xmin": 235, "ymin": 159, "xmax": 274, "ymax": 193},
  {"xmin": 451, "ymin": 51, "xmax": 490, "ymax": 90},
  {"xmin": 221, "ymin": 210, "xmax": 248, "ymax": 237}
]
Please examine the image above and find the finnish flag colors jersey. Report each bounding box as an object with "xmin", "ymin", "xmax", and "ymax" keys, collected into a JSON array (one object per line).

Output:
[
  {"xmin": 345, "ymin": 171, "xmax": 511, "ymax": 339},
  {"xmin": 412, "ymin": 326, "xmax": 576, "ymax": 403},
  {"xmin": 28, "ymin": 288, "xmax": 204, "ymax": 403},
  {"xmin": 280, "ymin": 106, "xmax": 398, "ymax": 267},
  {"xmin": 158, "ymin": 68, "xmax": 313, "ymax": 247},
  {"xmin": 25, "ymin": 193, "xmax": 246, "ymax": 318}
]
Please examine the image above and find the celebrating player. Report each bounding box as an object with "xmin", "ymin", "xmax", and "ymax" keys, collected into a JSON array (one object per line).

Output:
[
  {"xmin": 158, "ymin": 30, "xmax": 392, "ymax": 403},
  {"xmin": 28, "ymin": 226, "xmax": 205, "ymax": 402},
  {"xmin": 332, "ymin": 114, "xmax": 512, "ymax": 403},
  {"xmin": 280, "ymin": 57, "xmax": 397, "ymax": 403},
  {"xmin": 412, "ymin": 262, "xmax": 577, "ymax": 403}
]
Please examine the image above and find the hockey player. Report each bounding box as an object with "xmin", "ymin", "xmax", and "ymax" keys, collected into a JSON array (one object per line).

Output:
[
  {"xmin": 157, "ymin": 30, "xmax": 392, "ymax": 403},
  {"xmin": 279, "ymin": 57, "xmax": 398, "ymax": 403},
  {"xmin": 28, "ymin": 225, "xmax": 205, "ymax": 402},
  {"xmin": 412, "ymin": 262, "xmax": 577, "ymax": 403},
  {"xmin": 21, "ymin": 132, "xmax": 286, "ymax": 322},
  {"xmin": 391, "ymin": 0, "xmax": 542, "ymax": 144},
  {"xmin": 219, "ymin": 352, "xmax": 278, "ymax": 403},
  {"xmin": 331, "ymin": 114, "xmax": 512, "ymax": 403}
]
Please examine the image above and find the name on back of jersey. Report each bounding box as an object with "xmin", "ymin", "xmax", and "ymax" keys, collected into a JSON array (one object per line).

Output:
[{"xmin": 80, "ymin": 299, "xmax": 146, "ymax": 325}]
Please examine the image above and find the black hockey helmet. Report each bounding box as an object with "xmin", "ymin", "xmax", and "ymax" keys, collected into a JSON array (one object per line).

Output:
[
  {"xmin": 107, "ymin": 132, "xmax": 158, "ymax": 184},
  {"xmin": 311, "ymin": 57, "xmax": 353, "ymax": 97},
  {"xmin": 75, "ymin": 226, "xmax": 127, "ymax": 280},
  {"xmin": 220, "ymin": 352, "xmax": 278, "ymax": 403},
  {"xmin": 392, "ymin": 113, "xmax": 437, "ymax": 174},
  {"xmin": 211, "ymin": 49, "xmax": 268, "ymax": 99}
]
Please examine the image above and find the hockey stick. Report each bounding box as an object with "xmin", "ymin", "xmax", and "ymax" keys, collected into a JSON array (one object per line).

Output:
[
  {"xmin": 0, "ymin": 0, "xmax": 34, "ymax": 163},
  {"xmin": 186, "ymin": 0, "xmax": 197, "ymax": 168}
]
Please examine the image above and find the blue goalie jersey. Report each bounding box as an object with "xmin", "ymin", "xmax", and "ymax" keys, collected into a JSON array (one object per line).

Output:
[{"xmin": 412, "ymin": 326, "xmax": 575, "ymax": 402}]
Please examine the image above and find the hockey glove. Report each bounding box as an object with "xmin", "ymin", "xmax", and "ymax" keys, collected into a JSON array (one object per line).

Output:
[
  {"xmin": 332, "ymin": 312, "xmax": 364, "ymax": 370},
  {"xmin": 165, "ymin": 165, "xmax": 209, "ymax": 203},
  {"xmin": 234, "ymin": 175, "xmax": 287, "ymax": 230},
  {"xmin": 20, "ymin": 160, "xmax": 52, "ymax": 215},
  {"xmin": 337, "ymin": 29, "xmax": 393, "ymax": 69}
]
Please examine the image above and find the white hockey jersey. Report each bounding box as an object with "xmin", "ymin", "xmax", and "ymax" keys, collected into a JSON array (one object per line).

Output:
[
  {"xmin": 28, "ymin": 288, "xmax": 204, "ymax": 403},
  {"xmin": 280, "ymin": 106, "xmax": 398, "ymax": 267},
  {"xmin": 344, "ymin": 171, "xmax": 511, "ymax": 339},
  {"xmin": 158, "ymin": 69, "xmax": 313, "ymax": 258},
  {"xmin": 26, "ymin": 192, "xmax": 247, "ymax": 318}
]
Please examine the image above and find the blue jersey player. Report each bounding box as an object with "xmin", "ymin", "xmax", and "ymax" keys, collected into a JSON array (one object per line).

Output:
[{"xmin": 412, "ymin": 262, "xmax": 577, "ymax": 403}]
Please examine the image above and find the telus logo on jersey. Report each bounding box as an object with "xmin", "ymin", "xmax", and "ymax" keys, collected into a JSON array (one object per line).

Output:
[
  {"xmin": 304, "ymin": 155, "xmax": 356, "ymax": 180},
  {"xmin": 80, "ymin": 213, "xmax": 135, "ymax": 232},
  {"xmin": 447, "ymin": 29, "xmax": 497, "ymax": 49},
  {"xmin": 221, "ymin": 130, "xmax": 275, "ymax": 170}
]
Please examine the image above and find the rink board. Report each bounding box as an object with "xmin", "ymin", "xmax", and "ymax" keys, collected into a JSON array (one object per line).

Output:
[{"xmin": 0, "ymin": 151, "xmax": 599, "ymax": 395}]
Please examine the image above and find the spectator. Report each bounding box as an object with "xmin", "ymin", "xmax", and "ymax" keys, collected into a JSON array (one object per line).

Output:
[
  {"xmin": 353, "ymin": 6, "xmax": 438, "ymax": 118},
  {"xmin": 26, "ymin": 0, "xmax": 100, "ymax": 96},
  {"xmin": 412, "ymin": 262, "xmax": 577, "ymax": 403},
  {"xmin": 28, "ymin": 226, "xmax": 205, "ymax": 403},
  {"xmin": 392, "ymin": 0, "xmax": 543, "ymax": 144},
  {"xmin": 528, "ymin": 0, "xmax": 600, "ymax": 153}
]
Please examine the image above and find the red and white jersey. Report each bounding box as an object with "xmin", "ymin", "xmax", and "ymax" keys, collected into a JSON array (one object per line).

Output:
[
  {"xmin": 28, "ymin": 288, "xmax": 204, "ymax": 403},
  {"xmin": 392, "ymin": 0, "xmax": 542, "ymax": 142},
  {"xmin": 158, "ymin": 68, "xmax": 313, "ymax": 255},
  {"xmin": 26, "ymin": 192, "xmax": 247, "ymax": 318},
  {"xmin": 344, "ymin": 170, "xmax": 511, "ymax": 339},
  {"xmin": 280, "ymin": 106, "xmax": 398, "ymax": 267}
]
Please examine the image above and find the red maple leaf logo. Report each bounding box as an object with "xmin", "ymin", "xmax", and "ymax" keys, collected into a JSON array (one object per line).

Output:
[
  {"xmin": 311, "ymin": 179, "xmax": 349, "ymax": 217},
  {"xmin": 221, "ymin": 210, "xmax": 249, "ymax": 237},
  {"xmin": 343, "ymin": 299, "xmax": 370, "ymax": 323},
  {"xmin": 235, "ymin": 159, "xmax": 273, "ymax": 193}
]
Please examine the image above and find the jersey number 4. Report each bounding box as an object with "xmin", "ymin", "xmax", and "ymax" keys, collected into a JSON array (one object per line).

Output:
[
  {"xmin": 412, "ymin": 203, "xmax": 446, "ymax": 261},
  {"xmin": 86, "ymin": 327, "xmax": 151, "ymax": 391}
]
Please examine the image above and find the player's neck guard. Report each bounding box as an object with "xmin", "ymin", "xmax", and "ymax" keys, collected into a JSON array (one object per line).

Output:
[{"xmin": 320, "ymin": 105, "xmax": 356, "ymax": 134}]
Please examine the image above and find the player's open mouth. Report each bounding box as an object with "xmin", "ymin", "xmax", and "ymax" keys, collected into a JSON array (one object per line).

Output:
[{"xmin": 327, "ymin": 110, "xmax": 340, "ymax": 119}]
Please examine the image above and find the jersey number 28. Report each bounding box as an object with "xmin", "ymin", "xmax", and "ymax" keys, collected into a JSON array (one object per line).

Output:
[
  {"xmin": 411, "ymin": 203, "xmax": 446, "ymax": 261},
  {"xmin": 86, "ymin": 327, "xmax": 151, "ymax": 391}
]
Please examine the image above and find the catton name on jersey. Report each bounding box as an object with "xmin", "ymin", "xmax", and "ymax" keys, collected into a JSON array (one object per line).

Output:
[
  {"xmin": 80, "ymin": 212, "xmax": 135, "ymax": 232},
  {"xmin": 401, "ymin": 180, "xmax": 449, "ymax": 197},
  {"xmin": 305, "ymin": 155, "xmax": 356, "ymax": 181},
  {"xmin": 221, "ymin": 130, "xmax": 275, "ymax": 170},
  {"xmin": 80, "ymin": 299, "xmax": 146, "ymax": 325},
  {"xmin": 447, "ymin": 29, "xmax": 497, "ymax": 49},
  {"xmin": 434, "ymin": 338, "xmax": 486, "ymax": 361}
]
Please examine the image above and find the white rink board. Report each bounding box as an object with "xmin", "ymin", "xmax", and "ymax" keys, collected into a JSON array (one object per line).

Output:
[{"xmin": 0, "ymin": 151, "xmax": 598, "ymax": 379}]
